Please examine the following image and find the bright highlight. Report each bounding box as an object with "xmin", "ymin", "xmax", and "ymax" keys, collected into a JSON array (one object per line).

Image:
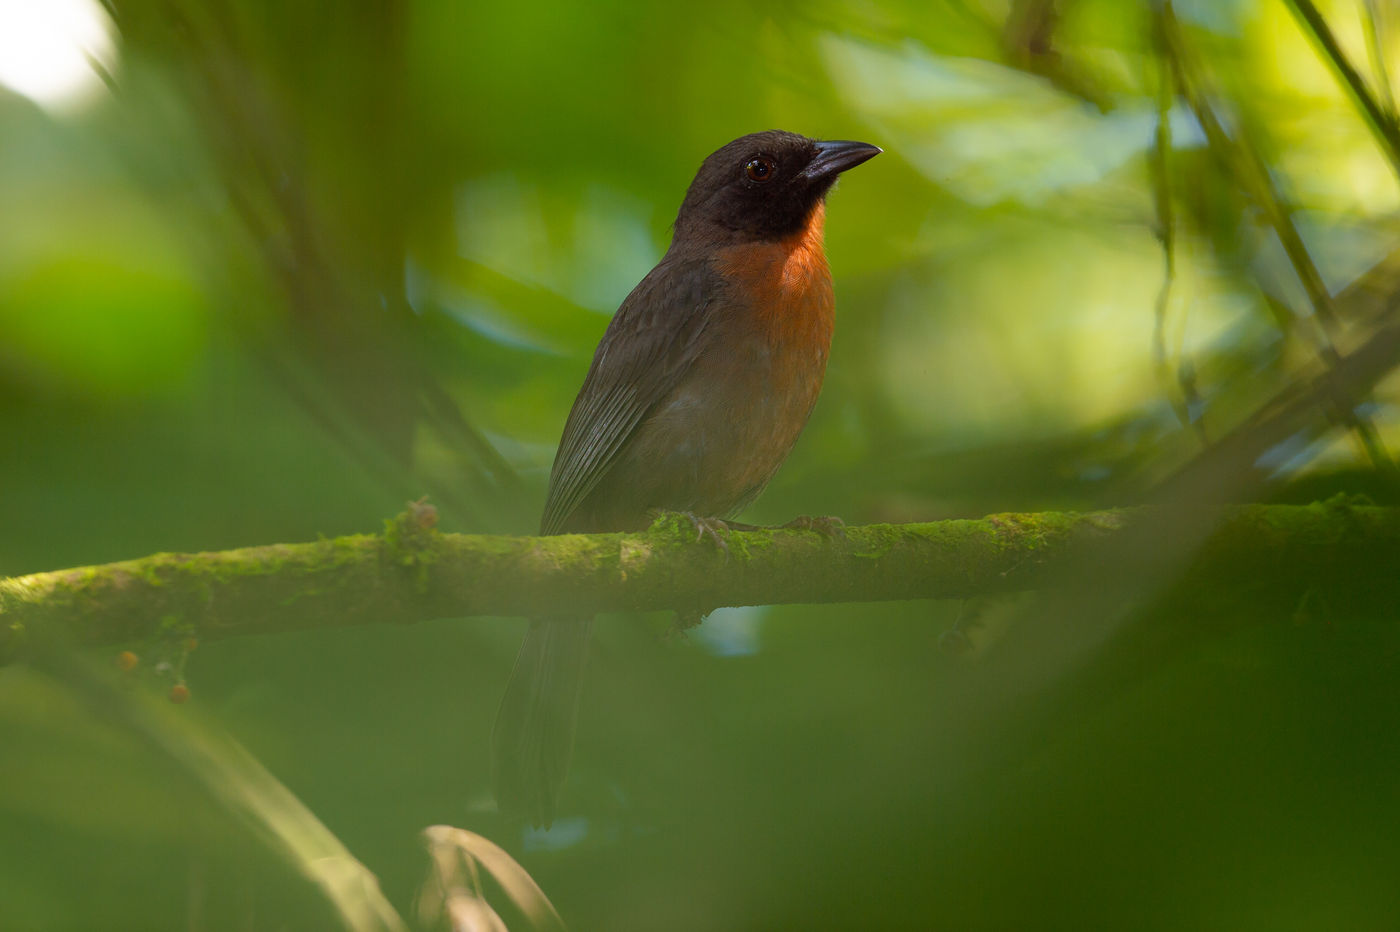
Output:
[{"xmin": 0, "ymin": 0, "xmax": 113, "ymax": 110}]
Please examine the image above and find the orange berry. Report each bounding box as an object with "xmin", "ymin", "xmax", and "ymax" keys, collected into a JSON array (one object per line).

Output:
[
  {"xmin": 116, "ymin": 651, "xmax": 139, "ymax": 672},
  {"xmin": 184, "ymin": 638, "xmax": 199, "ymax": 652},
  {"xmin": 168, "ymin": 683, "xmax": 190, "ymax": 704}
]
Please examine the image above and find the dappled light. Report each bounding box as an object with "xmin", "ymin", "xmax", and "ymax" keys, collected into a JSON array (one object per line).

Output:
[
  {"xmin": 4, "ymin": 0, "xmax": 1400, "ymax": 929},
  {"xmin": 0, "ymin": 0, "xmax": 113, "ymax": 111}
]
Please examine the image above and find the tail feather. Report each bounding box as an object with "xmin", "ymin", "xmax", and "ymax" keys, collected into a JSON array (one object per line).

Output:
[{"xmin": 492, "ymin": 615, "xmax": 593, "ymax": 828}]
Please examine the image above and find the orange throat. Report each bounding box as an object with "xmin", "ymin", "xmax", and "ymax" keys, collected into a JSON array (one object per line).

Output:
[
  {"xmin": 717, "ymin": 201, "xmax": 835, "ymax": 344},
  {"xmin": 779, "ymin": 200, "xmax": 829, "ymax": 292}
]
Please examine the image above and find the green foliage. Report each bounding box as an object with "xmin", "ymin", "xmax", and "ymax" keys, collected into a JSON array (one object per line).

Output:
[{"xmin": 3, "ymin": 0, "xmax": 1400, "ymax": 928}]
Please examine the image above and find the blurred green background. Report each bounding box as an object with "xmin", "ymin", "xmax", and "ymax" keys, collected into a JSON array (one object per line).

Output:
[{"xmin": 4, "ymin": 0, "xmax": 1400, "ymax": 928}]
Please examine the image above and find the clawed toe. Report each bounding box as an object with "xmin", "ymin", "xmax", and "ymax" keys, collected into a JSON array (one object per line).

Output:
[
  {"xmin": 651, "ymin": 510, "xmax": 842, "ymax": 550},
  {"xmin": 781, "ymin": 514, "xmax": 846, "ymax": 538},
  {"xmin": 681, "ymin": 512, "xmax": 731, "ymax": 554}
]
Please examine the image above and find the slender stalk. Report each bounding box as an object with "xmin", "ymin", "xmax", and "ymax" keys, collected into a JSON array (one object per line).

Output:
[
  {"xmin": 1157, "ymin": 2, "xmax": 1397, "ymax": 475},
  {"xmin": 1284, "ymin": 0, "xmax": 1400, "ymax": 181}
]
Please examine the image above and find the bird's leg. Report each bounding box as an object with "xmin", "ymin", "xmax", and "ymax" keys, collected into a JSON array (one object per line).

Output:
[
  {"xmin": 778, "ymin": 515, "xmax": 846, "ymax": 538},
  {"xmin": 682, "ymin": 513, "xmax": 732, "ymax": 554},
  {"xmin": 723, "ymin": 515, "xmax": 846, "ymax": 538},
  {"xmin": 650, "ymin": 511, "xmax": 846, "ymax": 553},
  {"xmin": 648, "ymin": 509, "xmax": 734, "ymax": 554}
]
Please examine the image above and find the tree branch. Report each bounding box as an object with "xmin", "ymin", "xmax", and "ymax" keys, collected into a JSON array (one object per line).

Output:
[{"xmin": 3, "ymin": 503, "xmax": 1396, "ymax": 659}]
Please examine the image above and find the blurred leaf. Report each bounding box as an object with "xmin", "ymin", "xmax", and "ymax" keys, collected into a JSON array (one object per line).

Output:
[
  {"xmin": 7, "ymin": 649, "xmax": 407, "ymax": 932},
  {"xmin": 419, "ymin": 825, "xmax": 565, "ymax": 932}
]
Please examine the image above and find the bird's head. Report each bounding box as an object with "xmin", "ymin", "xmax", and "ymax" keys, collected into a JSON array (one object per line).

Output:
[{"xmin": 675, "ymin": 130, "xmax": 880, "ymax": 243}]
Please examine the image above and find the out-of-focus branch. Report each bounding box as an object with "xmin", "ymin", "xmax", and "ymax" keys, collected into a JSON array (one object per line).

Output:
[
  {"xmin": 1285, "ymin": 0, "xmax": 1400, "ymax": 181},
  {"xmin": 3, "ymin": 503, "xmax": 1397, "ymax": 660},
  {"xmin": 105, "ymin": 1, "xmax": 522, "ymax": 530},
  {"xmin": 1362, "ymin": 0, "xmax": 1399, "ymax": 124},
  {"xmin": 1155, "ymin": 1, "xmax": 1397, "ymax": 479},
  {"xmin": 1148, "ymin": 24, "xmax": 1205, "ymax": 443},
  {"xmin": 35, "ymin": 650, "xmax": 409, "ymax": 932},
  {"xmin": 1158, "ymin": 3, "xmax": 1340, "ymax": 336},
  {"xmin": 1156, "ymin": 291, "xmax": 1400, "ymax": 501},
  {"xmin": 1002, "ymin": 0, "xmax": 1112, "ymax": 110}
]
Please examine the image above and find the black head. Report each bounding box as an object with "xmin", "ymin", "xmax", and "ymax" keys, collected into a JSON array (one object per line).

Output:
[{"xmin": 674, "ymin": 130, "xmax": 881, "ymax": 243}]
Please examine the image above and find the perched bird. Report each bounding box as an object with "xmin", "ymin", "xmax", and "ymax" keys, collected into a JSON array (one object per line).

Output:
[{"xmin": 492, "ymin": 130, "xmax": 880, "ymax": 826}]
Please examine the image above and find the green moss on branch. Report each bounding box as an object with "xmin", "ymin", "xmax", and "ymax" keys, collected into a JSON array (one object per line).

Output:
[{"xmin": 2, "ymin": 503, "xmax": 1397, "ymax": 658}]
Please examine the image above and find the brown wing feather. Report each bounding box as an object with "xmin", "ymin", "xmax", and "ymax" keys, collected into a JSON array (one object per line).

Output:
[{"xmin": 539, "ymin": 254, "xmax": 721, "ymax": 535}]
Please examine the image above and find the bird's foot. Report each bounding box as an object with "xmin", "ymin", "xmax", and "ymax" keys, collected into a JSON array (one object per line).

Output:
[
  {"xmin": 649, "ymin": 509, "xmax": 733, "ymax": 555},
  {"xmin": 778, "ymin": 514, "xmax": 846, "ymax": 538},
  {"xmin": 682, "ymin": 513, "xmax": 732, "ymax": 555},
  {"xmin": 717, "ymin": 515, "xmax": 845, "ymax": 537}
]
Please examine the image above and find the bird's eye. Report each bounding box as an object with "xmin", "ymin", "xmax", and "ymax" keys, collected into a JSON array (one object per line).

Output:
[{"xmin": 745, "ymin": 156, "xmax": 775, "ymax": 182}]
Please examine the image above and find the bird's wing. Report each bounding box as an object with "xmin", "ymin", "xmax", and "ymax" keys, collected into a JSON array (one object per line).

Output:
[{"xmin": 540, "ymin": 255, "xmax": 721, "ymax": 535}]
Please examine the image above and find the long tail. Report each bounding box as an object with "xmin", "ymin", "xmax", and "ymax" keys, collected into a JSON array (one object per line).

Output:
[{"xmin": 491, "ymin": 615, "xmax": 593, "ymax": 828}]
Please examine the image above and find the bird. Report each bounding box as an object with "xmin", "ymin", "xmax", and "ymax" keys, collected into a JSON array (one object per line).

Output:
[{"xmin": 492, "ymin": 129, "xmax": 881, "ymax": 827}]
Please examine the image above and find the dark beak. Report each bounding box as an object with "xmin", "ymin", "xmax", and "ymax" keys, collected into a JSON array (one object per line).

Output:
[{"xmin": 803, "ymin": 139, "xmax": 882, "ymax": 182}]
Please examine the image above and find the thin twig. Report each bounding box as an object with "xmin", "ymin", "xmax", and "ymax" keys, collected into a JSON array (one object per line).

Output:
[
  {"xmin": 1156, "ymin": 2, "xmax": 1397, "ymax": 475},
  {"xmin": 1284, "ymin": 0, "xmax": 1400, "ymax": 181},
  {"xmin": 1149, "ymin": 23, "xmax": 1205, "ymax": 442},
  {"xmin": 1362, "ymin": 0, "xmax": 1398, "ymax": 121}
]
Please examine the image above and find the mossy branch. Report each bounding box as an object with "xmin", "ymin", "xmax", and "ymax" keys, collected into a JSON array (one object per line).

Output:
[{"xmin": 3, "ymin": 502, "xmax": 1397, "ymax": 659}]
